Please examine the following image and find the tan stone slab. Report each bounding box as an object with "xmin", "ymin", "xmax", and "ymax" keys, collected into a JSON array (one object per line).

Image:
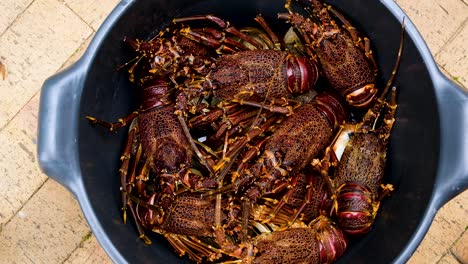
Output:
[
  {"xmin": 452, "ymin": 230, "xmax": 468, "ymax": 264},
  {"xmin": 0, "ymin": 28, "xmax": 94, "ymax": 226},
  {"xmin": 0, "ymin": 0, "xmax": 33, "ymax": 35},
  {"xmin": 395, "ymin": 0, "xmax": 468, "ymax": 56},
  {"xmin": 0, "ymin": 179, "xmax": 89, "ymax": 263},
  {"xmin": 436, "ymin": 22, "xmax": 468, "ymax": 88},
  {"xmin": 409, "ymin": 190, "xmax": 467, "ymax": 264},
  {"xmin": 0, "ymin": 93, "xmax": 46, "ymax": 225},
  {"xmin": 65, "ymin": 233, "xmax": 112, "ymax": 264},
  {"xmin": 0, "ymin": 0, "xmax": 92, "ymax": 129},
  {"xmin": 438, "ymin": 190, "xmax": 468, "ymax": 236},
  {"xmin": 439, "ymin": 253, "xmax": 463, "ymax": 264},
  {"xmin": 64, "ymin": 0, "xmax": 121, "ymax": 31},
  {"xmin": 60, "ymin": 33, "xmax": 94, "ymax": 71},
  {"xmin": 408, "ymin": 213, "xmax": 463, "ymax": 264}
]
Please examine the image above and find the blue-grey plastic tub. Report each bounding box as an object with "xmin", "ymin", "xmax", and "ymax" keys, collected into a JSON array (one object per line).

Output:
[{"xmin": 38, "ymin": 0, "xmax": 468, "ymax": 263}]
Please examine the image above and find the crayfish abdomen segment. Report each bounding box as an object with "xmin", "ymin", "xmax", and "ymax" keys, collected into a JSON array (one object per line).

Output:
[
  {"xmin": 138, "ymin": 105, "xmax": 193, "ymax": 173},
  {"xmin": 333, "ymin": 132, "xmax": 387, "ymax": 235},
  {"xmin": 336, "ymin": 183, "xmax": 375, "ymax": 235}
]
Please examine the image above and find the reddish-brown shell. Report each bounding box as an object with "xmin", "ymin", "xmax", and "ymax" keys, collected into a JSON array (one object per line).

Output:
[
  {"xmin": 265, "ymin": 90, "xmax": 347, "ymax": 170},
  {"xmin": 264, "ymin": 103, "xmax": 333, "ymax": 170},
  {"xmin": 316, "ymin": 33, "xmax": 376, "ymax": 107},
  {"xmin": 334, "ymin": 132, "xmax": 386, "ymax": 194},
  {"xmin": 138, "ymin": 104, "xmax": 193, "ymax": 174},
  {"xmin": 160, "ymin": 194, "xmax": 221, "ymax": 237},
  {"xmin": 333, "ymin": 132, "xmax": 386, "ymax": 235},
  {"xmin": 254, "ymin": 228, "xmax": 320, "ymax": 263},
  {"xmin": 212, "ymin": 50, "xmax": 318, "ymax": 101},
  {"xmin": 253, "ymin": 216, "xmax": 347, "ymax": 264}
]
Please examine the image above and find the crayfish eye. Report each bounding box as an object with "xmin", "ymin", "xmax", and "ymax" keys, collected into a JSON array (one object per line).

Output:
[{"xmin": 286, "ymin": 55, "xmax": 319, "ymax": 95}]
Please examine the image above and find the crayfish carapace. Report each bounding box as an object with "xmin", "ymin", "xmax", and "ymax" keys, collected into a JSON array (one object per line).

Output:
[{"xmin": 86, "ymin": 1, "xmax": 405, "ymax": 262}]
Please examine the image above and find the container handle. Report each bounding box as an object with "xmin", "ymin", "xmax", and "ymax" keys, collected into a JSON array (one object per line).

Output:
[
  {"xmin": 37, "ymin": 62, "xmax": 86, "ymax": 194},
  {"xmin": 433, "ymin": 73, "xmax": 468, "ymax": 209}
]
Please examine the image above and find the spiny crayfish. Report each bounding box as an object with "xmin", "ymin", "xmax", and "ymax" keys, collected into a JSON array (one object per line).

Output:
[
  {"xmin": 86, "ymin": 0, "xmax": 406, "ymax": 262},
  {"xmin": 85, "ymin": 14, "xmax": 320, "ymax": 244},
  {"xmin": 312, "ymin": 19, "xmax": 405, "ymax": 236},
  {"xmin": 172, "ymin": 14, "xmax": 321, "ymax": 131},
  {"xmin": 279, "ymin": 0, "xmax": 383, "ymax": 108},
  {"xmin": 313, "ymin": 84, "xmax": 401, "ymax": 236},
  {"xmin": 215, "ymin": 215, "xmax": 347, "ymax": 264},
  {"xmin": 173, "ymin": 14, "xmax": 320, "ymax": 104}
]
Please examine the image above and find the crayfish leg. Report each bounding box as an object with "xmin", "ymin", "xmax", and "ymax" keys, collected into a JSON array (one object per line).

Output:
[
  {"xmin": 165, "ymin": 234, "xmax": 198, "ymax": 261},
  {"xmin": 178, "ymin": 27, "xmax": 245, "ymax": 52},
  {"xmin": 230, "ymin": 98, "xmax": 296, "ymax": 115},
  {"xmin": 253, "ymin": 15, "xmax": 282, "ymax": 50},
  {"xmin": 261, "ymin": 173, "xmax": 301, "ymax": 224},
  {"xmin": 173, "ymin": 14, "xmax": 264, "ymax": 50},
  {"xmin": 189, "ymin": 107, "xmax": 224, "ymax": 127},
  {"xmin": 165, "ymin": 234, "xmax": 223, "ymax": 263},
  {"xmin": 85, "ymin": 111, "xmax": 139, "ymax": 132},
  {"xmin": 241, "ymin": 199, "xmax": 251, "ymax": 242},
  {"xmin": 311, "ymin": 148, "xmax": 339, "ymax": 216},
  {"xmin": 126, "ymin": 200, "xmax": 152, "ymax": 245},
  {"xmin": 213, "ymin": 114, "xmax": 278, "ymax": 173},
  {"xmin": 119, "ymin": 119, "xmax": 140, "ymax": 223},
  {"xmin": 234, "ymin": 138, "xmax": 268, "ymax": 180},
  {"xmin": 286, "ymin": 172, "xmax": 317, "ymax": 226},
  {"xmin": 177, "ymin": 113, "xmax": 215, "ymax": 174}
]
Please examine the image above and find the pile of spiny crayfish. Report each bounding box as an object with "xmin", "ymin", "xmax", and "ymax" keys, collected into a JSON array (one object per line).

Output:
[{"xmin": 87, "ymin": 0, "xmax": 405, "ymax": 263}]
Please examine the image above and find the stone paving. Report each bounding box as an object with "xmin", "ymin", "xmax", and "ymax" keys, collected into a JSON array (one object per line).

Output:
[{"xmin": 0, "ymin": 0, "xmax": 466, "ymax": 263}]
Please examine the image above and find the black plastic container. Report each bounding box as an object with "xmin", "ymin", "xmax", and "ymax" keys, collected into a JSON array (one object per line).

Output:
[{"xmin": 38, "ymin": 0, "xmax": 468, "ymax": 263}]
